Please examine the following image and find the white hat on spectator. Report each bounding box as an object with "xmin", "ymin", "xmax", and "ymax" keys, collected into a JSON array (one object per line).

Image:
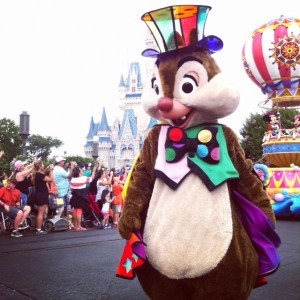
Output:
[{"xmin": 55, "ymin": 156, "xmax": 66, "ymax": 163}]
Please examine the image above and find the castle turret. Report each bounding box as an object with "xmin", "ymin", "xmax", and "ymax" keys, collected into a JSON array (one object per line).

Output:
[
  {"xmin": 118, "ymin": 74, "xmax": 127, "ymax": 110},
  {"xmin": 96, "ymin": 108, "xmax": 113, "ymax": 166},
  {"xmin": 119, "ymin": 62, "xmax": 143, "ymax": 110},
  {"xmin": 114, "ymin": 109, "xmax": 140, "ymax": 169},
  {"xmin": 85, "ymin": 61, "xmax": 158, "ymax": 169},
  {"xmin": 118, "ymin": 62, "xmax": 150, "ymax": 135},
  {"xmin": 84, "ymin": 116, "xmax": 98, "ymax": 158}
]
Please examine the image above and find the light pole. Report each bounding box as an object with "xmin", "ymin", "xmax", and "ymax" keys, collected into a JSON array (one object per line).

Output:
[
  {"xmin": 19, "ymin": 111, "xmax": 30, "ymax": 155},
  {"xmin": 92, "ymin": 136, "xmax": 99, "ymax": 163}
]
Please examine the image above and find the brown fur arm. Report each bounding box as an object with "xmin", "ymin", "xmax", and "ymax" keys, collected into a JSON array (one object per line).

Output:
[
  {"xmin": 118, "ymin": 126, "xmax": 160, "ymax": 240},
  {"xmin": 223, "ymin": 125, "xmax": 276, "ymax": 223}
]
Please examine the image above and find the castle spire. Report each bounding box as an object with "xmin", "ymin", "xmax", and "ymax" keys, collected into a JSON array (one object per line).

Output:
[
  {"xmin": 120, "ymin": 109, "xmax": 138, "ymax": 139},
  {"xmin": 118, "ymin": 74, "xmax": 126, "ymax": 88},
  {"xmin": 127, "ymin": 62, "xmax": 143, "ymax": 88},
  {"xmin": 86, "ymin": 116, "xmax": 96, "ymax": 139},
  {"xmin": 98, "ymin": 107, "xmax": 110, "ymax": 131}
]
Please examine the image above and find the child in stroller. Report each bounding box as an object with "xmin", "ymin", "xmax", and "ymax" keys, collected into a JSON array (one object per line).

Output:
[
  {"xmin": 69, "ymin": 165, "xmax": 102, "ymax": 230},
  {"xmin": 81, "ymin": 194, "xmax": 104, "ymax": 229}
]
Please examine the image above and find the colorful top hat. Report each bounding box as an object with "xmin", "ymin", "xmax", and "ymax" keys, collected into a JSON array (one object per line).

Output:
[{"xmin": 141, "ymin": 5, "xmax": 223, "ymax": 57}]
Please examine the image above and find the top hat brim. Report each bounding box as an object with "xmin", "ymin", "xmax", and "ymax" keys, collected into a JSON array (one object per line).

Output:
[
  {"xmin": 141, "ymin": 49, "xmax": 160, "ymax": 58},
  {"xmin": 142, "ymin": 35, "xmax": 223, "ymax": 58}
]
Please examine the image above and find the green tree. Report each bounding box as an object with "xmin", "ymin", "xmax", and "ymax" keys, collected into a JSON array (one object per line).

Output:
[
  {"xmin": 0, "ymin": 118, "xmax": 22, "ymax": 174},
  {"xmin": 240, "ymin": 108, "xmax": 299, "ymax": 163},
  {"xmin": 26, "ymin": 134, "xmax": 63, "ymax": 161},
  {"xmin": 0, "ymin": 117, "xmax": 66, "ymax": 174},
  {"xmin": 64, "ymin": 155, "xmax": 94, "ymax": 166}
]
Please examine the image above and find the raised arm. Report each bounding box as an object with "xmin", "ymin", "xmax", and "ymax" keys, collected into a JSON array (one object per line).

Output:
[{"xmin": 15, "ymin": 164, "xmax": 34, "ymax": 182}]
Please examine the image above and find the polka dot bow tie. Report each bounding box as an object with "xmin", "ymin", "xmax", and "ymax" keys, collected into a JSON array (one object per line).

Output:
[{"xmin": 165, "ymin": 126, "xmax": 220, "ymax": 164}]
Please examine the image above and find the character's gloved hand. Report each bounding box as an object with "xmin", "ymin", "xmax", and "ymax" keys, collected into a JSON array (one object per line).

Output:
[{"xmin": 118, "ymin": 203, "xmax": 142, "ymax": 240}]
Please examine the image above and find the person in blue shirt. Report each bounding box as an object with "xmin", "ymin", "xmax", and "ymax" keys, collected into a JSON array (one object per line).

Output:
[{"xmin": 53, "ymin": 156, "xmax": 76, "ymax": 217}]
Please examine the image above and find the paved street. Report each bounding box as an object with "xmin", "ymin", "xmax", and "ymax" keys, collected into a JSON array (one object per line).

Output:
[
  {"xmin": 0, "ymin": 218, "xmax": 299, "ymax": 300},
  {"xmin": 0, "ymin": 226, "xmax": 148, "ymax": 300}
]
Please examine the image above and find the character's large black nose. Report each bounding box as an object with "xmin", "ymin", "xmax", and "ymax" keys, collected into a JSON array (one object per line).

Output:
[{"xmin": 158, "ymin": 97, "xmax": 173, "ymax": 112}]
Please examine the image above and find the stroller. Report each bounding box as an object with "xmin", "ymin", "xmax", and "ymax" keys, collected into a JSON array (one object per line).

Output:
[{"xmin": 81, "ymin": 194, "xmax": 104, "ymax": 229}]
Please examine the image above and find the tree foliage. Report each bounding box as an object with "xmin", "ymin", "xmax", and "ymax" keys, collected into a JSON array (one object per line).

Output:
[
  {"xmin": 239, "ymin": 108, "xmax": 300, "ymax": 163},
  {"xmin": 0, "ymin": 118, "xmax": 22, "ymax": 174},
  {"xmin": 26, "ymin": 134, "xmax": 63, "ymax": 161},
  {"xmin": 0, "ymin": 118, "xmax": 66, "ymax": 174},
  {"xmin": 60, "ymin": 155, "xmax": 94, "ymax": 167}
]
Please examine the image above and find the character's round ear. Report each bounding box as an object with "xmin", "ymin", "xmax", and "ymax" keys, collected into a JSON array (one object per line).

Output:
[
  {"xmin": 141, "ymin": 49, "xmax": 160, "ymax": 58},
  {"xmin": 197, "ymin": 35, "xmax": 223, "ymax": 53},
  {"xmin": 262, "ymin": 115, "xmax": 271, "ymax": 122}
]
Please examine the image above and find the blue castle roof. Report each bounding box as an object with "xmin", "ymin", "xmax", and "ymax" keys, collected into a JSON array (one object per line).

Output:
[
  {"xmin": 125, "ymin": 93, "xmax": 143, "ymax": 98},
  {"xmin": 147, "ymin": 117, "xmax": 158, "ymax": 129},
  {"xmin": 120, "ymin": 109, "xmax": 137, "ymax": 138},
  {"xmin": 85, "ymin": 61, "xmax": 152, "ymax": 163},
  {"xmin": 84, "ymin": 140, "xmax": 94, "ymax": 147},
  {"xmin": 98, "ymin": 107, "xmax": 110, "ymax": 131},
  {"xmin": 118, "ymin": 62, "xmax": 143, "ymax": 89},
  {"xmin": 86, "ymin": 116, "xmax": 98, "ymax": 139},
  {"xmin": 85, "ymin": 108, "xmax": 111, "ymax": 144},
  {"xmin": 99, "ymin": 137, "xmax": 111, "ymax": 142},
  {"xmin": 118, "ymin": 74, "xmax": 126, "ymax": 88}
]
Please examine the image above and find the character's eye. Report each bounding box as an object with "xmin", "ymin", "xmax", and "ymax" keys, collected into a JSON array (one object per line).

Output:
[
  {"xmin": 151, "ymin": 77, "xmax": 160, "ymax": 95},
  {"xmin": 180, "ymin": 75, "xmax": 198, "ymax": 95}
]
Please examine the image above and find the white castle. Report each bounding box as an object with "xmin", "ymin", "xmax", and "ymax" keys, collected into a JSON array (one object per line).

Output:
[
  {"xmin": 84, "ymin": 31, "xmax": 158, "ymax": 170},
  {"xmin": 84, "ymin": 30, "xmax": 159, "ymax": 170}
]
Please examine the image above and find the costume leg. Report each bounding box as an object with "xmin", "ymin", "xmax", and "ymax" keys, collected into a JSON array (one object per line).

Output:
[{"xmin": 136, "ymin": 261, "xmax": 187, "ymax": 300}]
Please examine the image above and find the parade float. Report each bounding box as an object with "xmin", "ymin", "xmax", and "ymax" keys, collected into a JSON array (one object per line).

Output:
[{"xmin": 242, "ymin": 15, "xmax": 300, "ymax": 217}]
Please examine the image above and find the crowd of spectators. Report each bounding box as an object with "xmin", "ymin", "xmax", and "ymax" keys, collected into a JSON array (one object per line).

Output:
[{"xmin": 0, "ymin": 150, "xmax": 128, "ymax": 237}]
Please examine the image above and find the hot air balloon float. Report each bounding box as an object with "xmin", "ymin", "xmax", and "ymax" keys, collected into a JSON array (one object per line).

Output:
[{"xmin": 243, "ymin": 15, "xmax": 300, "ymax": 217}]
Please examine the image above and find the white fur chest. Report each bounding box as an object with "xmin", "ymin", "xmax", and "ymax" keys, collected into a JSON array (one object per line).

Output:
[{"xmin": 143, "ymin": 173, "xmax": 233, "ymax": 279}]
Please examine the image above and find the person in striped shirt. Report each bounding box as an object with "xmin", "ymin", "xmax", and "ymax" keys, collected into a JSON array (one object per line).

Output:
[{"xmin": 69, "ymin": 165, "xmax": 96, "ymax": 231}]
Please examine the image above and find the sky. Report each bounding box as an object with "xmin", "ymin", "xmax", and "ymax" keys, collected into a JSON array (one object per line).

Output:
[{"xmin": 0, "ymin": 0, "xmax": 299, "ymax": 157}]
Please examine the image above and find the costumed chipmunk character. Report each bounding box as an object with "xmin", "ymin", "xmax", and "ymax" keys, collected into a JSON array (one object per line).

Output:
[{"xmin": 117, "ymin": 5, "xmax": 281, "ymax": 300}]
